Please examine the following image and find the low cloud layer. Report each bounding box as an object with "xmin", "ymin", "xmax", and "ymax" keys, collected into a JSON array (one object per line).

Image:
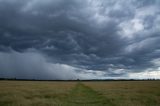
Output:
[
  {"xmin": 0, "ymin": 0, "xmax": 160, "ymax": 79},
  {"xmin": 0, "ymin": 50, "xmax": 80, "ymax": 80}
]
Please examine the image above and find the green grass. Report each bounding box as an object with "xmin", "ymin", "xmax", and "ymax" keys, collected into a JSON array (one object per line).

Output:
[
  {"xmin": 65, "ymin": 83, "xmax": 115, "ymax": 106},
  {"xmin": 0, "ymin": 81, "xmax": 160, "ymax": 106}
]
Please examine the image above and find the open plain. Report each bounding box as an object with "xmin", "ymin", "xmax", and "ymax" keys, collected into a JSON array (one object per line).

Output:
[{"xmin": 0, "ymin": 80, "xmax": 160, "ymax": 106}]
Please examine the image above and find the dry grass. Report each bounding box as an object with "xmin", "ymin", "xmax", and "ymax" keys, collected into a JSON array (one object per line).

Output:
[
  {"xmin": 0, "ymin": 81, "xmax": 160, "ymax": 106},
  {"xmin": 0, "ymin": 81, "xmax": 76, "ymax": 106},
  {"xmin": 83, "ymin": 81, "xmax": 160, "ymax": 106}
]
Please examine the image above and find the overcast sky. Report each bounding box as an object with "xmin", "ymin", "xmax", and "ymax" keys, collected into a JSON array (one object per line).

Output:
[{"xmin": 0, "ymin": 0, "xmax": 160, "ymax": 80}]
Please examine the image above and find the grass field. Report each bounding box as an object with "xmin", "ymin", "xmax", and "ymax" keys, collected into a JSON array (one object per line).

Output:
[{"xmin": 0, "ymin": 81, "xmax": 160, "ymax": 106}]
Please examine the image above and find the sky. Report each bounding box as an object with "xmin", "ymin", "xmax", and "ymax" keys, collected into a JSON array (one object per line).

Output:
[{"xmin": 0, "ymin": 0, "xmax": 160, "ymax": 80}]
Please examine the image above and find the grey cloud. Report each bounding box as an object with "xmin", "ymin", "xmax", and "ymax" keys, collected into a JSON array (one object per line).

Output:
[
  {"xmin": 0, "ymin": 50, "xmax": 81, "ymax": 80},
  {"xmin": 0, "ymin": 0, "xmax": 160, "ymax": 79}
]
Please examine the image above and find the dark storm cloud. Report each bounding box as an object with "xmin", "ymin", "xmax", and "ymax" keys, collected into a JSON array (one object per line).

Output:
[
  {"xmin": 0, "ymin": 50, "xmax": 81, "ymax": 80},
  {"xmin": 0, "ymin": 0, "xmax": 160, "ymax": 79}
]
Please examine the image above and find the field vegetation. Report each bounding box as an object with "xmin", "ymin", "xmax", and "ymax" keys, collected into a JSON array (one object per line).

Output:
[
  {"xmin": 0, "ymin": 81, "xmax": 160, "ymax": 106},
  {"xmin": 84, "ymin": 81, "xmax": 160, "ymax": 106}
]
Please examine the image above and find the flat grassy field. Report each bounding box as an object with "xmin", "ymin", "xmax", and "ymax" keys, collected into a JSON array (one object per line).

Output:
[
  {"xmin": 84, "ymin": 81, "xmax": 160, "ymax": 106},
  {"xmin": 0, "ymin": 81, "xmax": 160, "ymax": 106}
]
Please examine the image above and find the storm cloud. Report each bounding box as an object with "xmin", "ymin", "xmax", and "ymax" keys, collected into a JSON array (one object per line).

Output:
[{"xmin": 0, "ymin": 0, "xmax": 160, "ymax": 79}]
